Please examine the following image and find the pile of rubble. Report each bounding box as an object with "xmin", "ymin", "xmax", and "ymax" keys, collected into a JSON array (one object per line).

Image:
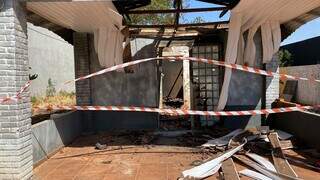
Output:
[{"xmin": 180, "ymin": 127, "xmax": 320, "ymax": 179}]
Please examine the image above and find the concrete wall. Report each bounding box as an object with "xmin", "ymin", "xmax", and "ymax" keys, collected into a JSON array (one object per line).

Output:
[
  {"xmin": 32, "ymin": 111, "xmax": 82, "ymax": 166},
  {"xmin": 28, "ymin": 23, "xmax": 75, "ymax": 97},
  {"xmin": 280, "ymin": 65, "xmax": 320, "ymax": 105},
  {"xmin": 87, "ymin": 36, "xmax": 159, "ymax": 131},
  {"xmin": 270, "ymin": 111, "xmax": 320, "ymax": 150},
  {"xmin": 224, "ymin": 31, "xmax": 264, "ymax": 129},
  {"xmin": 90, "ymin": 37, "xmax": 159, "ymax": 107}
]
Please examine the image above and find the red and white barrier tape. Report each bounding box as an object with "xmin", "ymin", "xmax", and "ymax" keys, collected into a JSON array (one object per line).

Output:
[
  {"xmin": 65, "ymin": 57, "xmax": 320, "ymax": 84},
  {"xmin": 2, "ymin": 57, "xmax": 320, "ymax": 105},
  {"xmin": 0, "ymin": 81, "xmax": 31, "ymax": 103},
  {"xmin": 33, "ymin": 105, "xmax": 318, "ymax": 116}
]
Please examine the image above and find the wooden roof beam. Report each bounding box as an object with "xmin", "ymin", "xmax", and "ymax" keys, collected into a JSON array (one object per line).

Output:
[
  {"xmin": 126, "ymin": 7, "xmax": 228, "ymax": 14},
  {"xmin": 128, "ymin": 21, "xmax": 229, "ymax": 28}
]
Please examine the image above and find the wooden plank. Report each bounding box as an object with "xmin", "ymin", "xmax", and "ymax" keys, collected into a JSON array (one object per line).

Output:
[
  {"xmin": 221, "ymin": 158, "xmax": 240, "ymax": 180},
  {"xmin": 280, "ymin": 140, "xmax": 294, "ymax": 150},
  {"xmin": 128, "ymin": 21, "xmax": 229, "ymax": 28},
  {"xmin": 233, "ymin": 155, "xmax": 299, "ymax": 180},
  {"xmin": 268, "ymin": 132, "xmax": 298, "ymax": 178},
  {"xmin": 127, "ymin": 7, "xmax": 228, "ymax": 14}
]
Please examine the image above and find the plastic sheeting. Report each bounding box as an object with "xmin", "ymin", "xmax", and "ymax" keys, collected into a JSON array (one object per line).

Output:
[{"xmin": 218, "ymin": 0, "xmax": 320, "ymax": 110}]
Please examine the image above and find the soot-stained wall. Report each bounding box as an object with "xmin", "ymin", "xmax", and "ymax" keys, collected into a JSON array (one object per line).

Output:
[
  {"xmin": 224, "ymin": 30, "xmax": 264, "ymax": 129},
  {"xmin": 89, "ymin": 37, "xmax": 160, "ymax": 130}
]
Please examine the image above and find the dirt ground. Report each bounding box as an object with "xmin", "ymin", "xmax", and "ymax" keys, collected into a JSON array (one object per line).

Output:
[{"xmin": 33, "ymin": 132, "xmax": 320, "ymax": 180}]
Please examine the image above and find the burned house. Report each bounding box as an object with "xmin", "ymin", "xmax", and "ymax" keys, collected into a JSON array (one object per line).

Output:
[{"xmin": 1, "ymin": 0, "xmax": 320, "ymax": 179}]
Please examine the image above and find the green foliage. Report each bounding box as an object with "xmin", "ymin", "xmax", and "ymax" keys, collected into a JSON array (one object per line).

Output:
[
  {"xmin": 46, "ymin": 78, "xmax": 56, "ymax": 97},
  {"xmin": 58, "ymin": 90, "xmax": 75, "ymax": 97},
  {"xmin": 129, "ymin": 0, "xmax": 195, "ymax": 25},
  {"xmin": 130, "ymin": 0, "xmax": 174, "ymax": 25},
  {"xmin": 189, "ymin": 16, "xmax": 206, "ymax": 23},
  {"xmin": 31, "ymin": 96, "xmax": 37, "ymax": 104},
  {"xmin": 278, "ymin": 49, "xmax": 293, "ymax": 67}
]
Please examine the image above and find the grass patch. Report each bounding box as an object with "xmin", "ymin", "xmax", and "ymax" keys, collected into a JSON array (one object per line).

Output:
[{"xmin": 32, "ymin": 91, "xmax": 76, "ymax": 115}]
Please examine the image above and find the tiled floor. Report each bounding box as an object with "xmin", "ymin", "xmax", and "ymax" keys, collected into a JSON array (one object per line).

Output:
[
  {"xmin": 34, "ymin": 146, "xmax": 217, "ymax": 180},
  {"xmin": 33, "ymin": 133, "xmax": 320, "ymax": 180}
]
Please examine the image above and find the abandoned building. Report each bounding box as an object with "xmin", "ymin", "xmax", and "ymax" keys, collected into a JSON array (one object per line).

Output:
[{"xmin": 1, "ymin": 0, "xmax": 320, "ymax": 179}]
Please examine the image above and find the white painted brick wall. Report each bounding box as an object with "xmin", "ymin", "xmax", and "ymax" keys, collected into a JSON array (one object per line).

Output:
[
  {"xmin": 266, "ymin": 53, "xmax": 280, "ymax": 108},
  {"xmin": 0, "ymin": 1, "xmax": 32, "ymax": 179}
]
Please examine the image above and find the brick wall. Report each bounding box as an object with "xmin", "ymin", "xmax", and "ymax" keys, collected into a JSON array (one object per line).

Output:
[
  {"xmin": 265, "ymin": 54, "xmax": 280, "ymax": 108},
  {"xmin": 73, "ymin": 33, "xmax": 91, "ymax": 105},
  {"xmin": 0, "ymin": 1, "xmax": 32, "ymax": 179},
  {"xmin": 73, "ymin": 32, "xmax": 93, "ymax": 132}
]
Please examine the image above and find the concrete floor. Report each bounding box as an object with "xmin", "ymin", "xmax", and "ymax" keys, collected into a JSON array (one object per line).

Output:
[{"xmin": 33, "ymin": 133, "xmax": 320, "ymax": 180}]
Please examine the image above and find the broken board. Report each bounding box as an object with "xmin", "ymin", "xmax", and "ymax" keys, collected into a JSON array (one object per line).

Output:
[
  {"xmin": 268, "ymin": 132, "xmax": 298, "ymax": 178},
  {"xmin": 221, "ymin": 158, "xmax": 240, "ymax": 180}
]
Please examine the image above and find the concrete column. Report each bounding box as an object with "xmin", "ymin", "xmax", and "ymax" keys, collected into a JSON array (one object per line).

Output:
[
  {"xmin": 0, "ymin": 1, "xmax": 32, "ymax": 179},
  {"xmin": 182, "ymin": 55, "xmax": 191, "ymax": 109},
  {"xmin": 73, "ymin": 33, "xmax": 92, "ymax": 133}
]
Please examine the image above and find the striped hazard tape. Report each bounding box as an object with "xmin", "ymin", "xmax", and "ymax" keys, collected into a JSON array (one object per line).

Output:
[
  {"xmin": 0, "ymin": 81, "xmax": 31, "ymax": 104},
  {"xmin": 2, "ymin": 57, "xmax": 320, "ymax": 105},
  {"xmin": 33, "ymin": 105, "xmax": 318, "ymax": 116},
  {"xmin": 65, "ymin": 57, "xmax": 320, "ymax": 84}
]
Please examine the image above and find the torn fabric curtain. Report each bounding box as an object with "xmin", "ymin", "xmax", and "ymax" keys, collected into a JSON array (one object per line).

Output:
[
  {"xmin": 27, "ymin": 1, "xmax": 125, "ymax": 68},
  {"xmin": 94, "ymin": 27, "xmax": 124, "ymax": 68},
  {"xmin": 218, "ymin": 0, "xmax": 320, "ymax": 110}
]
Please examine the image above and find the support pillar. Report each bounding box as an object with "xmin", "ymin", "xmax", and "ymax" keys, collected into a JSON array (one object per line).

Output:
[
  {"xmin": 73, "ymin": 33, "xmax": 92, "ymax": 133},
  {"xmin": 265, "ymin": 54, "xmax": 280, "ymax": 108},
  {"xmin": 0, "ymin": 1, "xmax": 32, "ymax": 179},
  {"xmin": 182, "ymin": 53, "xmax": 191, "ymax": 110}
]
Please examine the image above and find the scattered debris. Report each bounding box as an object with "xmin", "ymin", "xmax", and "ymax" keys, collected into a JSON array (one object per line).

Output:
[
  {"xmin": 202, "ymin": 129, "xmax": 244, "ymax": 147},
  {"xmin": 190, "ymin": 160, "xmax": 203, "ymax": 166},
  {"xmin": 239, "ymin": 169, "xmax": 272, "ymax": 180},
  {"xmin": 182, "ymin": 140, "xmax": 246, "ymax": 179},
  {"xmin": 101, "ymin": 160, "xmax": 112, "ymax": 164},
  {"xmin": 268, "ymin": 132, "xmax": 298, "ymax": 178},
  {"xmin": 286, "ymin": 156, "xmax": 320, "ymax": 171},
  {"xmin": 221, "ymin": 158, "xmax": 240, "ymax": 180},
  {"xmin": 178, "ymin": 127, "xmax": 312, "ymax": 179},
  {"xmin": 153, "ymin": 130, "xmax": 193, "ymax": 137},
  {"xmin": 233, "ymin": 155, "xmax": 293, "ymax": 180},
  {"xmin": 95, "ymin": 142, "xmax": 107, "ymax": 150},
  {"xmin": 275, "ymin": 130, "xmax": 293, "ymax": 140},
  {"xmin": 163, "ymin": 97, "xmax": 184, "ymax": 108},
  {"xmin": 281, "ymin": 139, "xmax": 295, "ymax": 150},
  {"xmin": 246, "ymin": 153, "xmax": 277, "ymax": 172}
]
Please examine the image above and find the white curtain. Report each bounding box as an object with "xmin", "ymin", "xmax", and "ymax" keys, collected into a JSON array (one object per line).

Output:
[{"xmin": 218, "ymin": 0, "xmax": 320, "ymax": 110}]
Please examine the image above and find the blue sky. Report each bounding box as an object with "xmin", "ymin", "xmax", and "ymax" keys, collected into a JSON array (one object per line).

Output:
[{"xmin": 183, "ymin": 0, "xmax": 320, "ymax": 45}]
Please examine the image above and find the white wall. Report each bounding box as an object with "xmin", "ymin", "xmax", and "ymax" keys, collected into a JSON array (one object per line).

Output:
[
  {"xmin": 280, "ymin": 65, "xmax": 320, "ymax": 105},
  {"xmin": 28, "ymin": 23, "xmax": 75, "ymax": 97}
]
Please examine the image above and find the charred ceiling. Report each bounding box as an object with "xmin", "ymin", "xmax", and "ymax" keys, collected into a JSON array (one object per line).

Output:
[{"xmin": 26, "ymin": 0, "xmax": 320, "ymax": 44}]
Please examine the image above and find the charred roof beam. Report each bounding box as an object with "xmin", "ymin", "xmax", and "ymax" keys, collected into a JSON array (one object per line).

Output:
[{"xmin": 127, "ymin": 6, "xmax": 227, "ymax": 14}]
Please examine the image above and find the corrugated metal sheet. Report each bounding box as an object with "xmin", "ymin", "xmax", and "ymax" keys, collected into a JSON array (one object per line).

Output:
[{"xmin": 27, "ymin": 1, "xmax": 122, "ymax": 33}]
